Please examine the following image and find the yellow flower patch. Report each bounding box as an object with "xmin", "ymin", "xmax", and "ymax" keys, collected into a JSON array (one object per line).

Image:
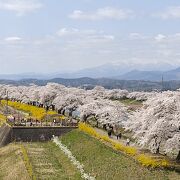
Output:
[{"xmin": 78, "ymin": 122, "xmax": 169, "ymax": 168}]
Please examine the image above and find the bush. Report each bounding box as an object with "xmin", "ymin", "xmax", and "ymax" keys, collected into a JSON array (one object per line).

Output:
[
  {"xmin": 137, "ymin": 154, "xmax": 169, "ymax": 168},
  {"xmin": 79, "ymin": 122, "xmax": 137, "ymax": 157},
  {"xmin": 2, "ymin": 100, "xmax": 57, "ymax": 120}
]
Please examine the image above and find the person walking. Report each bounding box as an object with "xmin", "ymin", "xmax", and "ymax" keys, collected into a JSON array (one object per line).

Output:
[
  {"xmin": 108, "ymin": 128, "xmax": 112, "ymax": 137},
  {"xmin": 126, "ymin": 138, "xmax": 130, "ymax": 146},
  {"xmin": 113, "ymin": 126, "xmax": 122, "ymax": 140},
  {"xmin": 107, "ymin": 124, "xmax": 113, "ymax": 137},
  {"xmin": 116, "ymin": 131, "xmax": 122, "ymax": 140}
]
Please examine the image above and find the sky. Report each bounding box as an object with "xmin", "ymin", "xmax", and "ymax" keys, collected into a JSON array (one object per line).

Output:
[{"xmin": 0, "ymin": 0, "xmax": 180, "ymax": 74}]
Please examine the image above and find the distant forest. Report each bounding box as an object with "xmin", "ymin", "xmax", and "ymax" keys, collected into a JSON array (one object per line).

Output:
[{"xmin": 0, "ymin": 77, "xmax": 180, "ymax": 92}]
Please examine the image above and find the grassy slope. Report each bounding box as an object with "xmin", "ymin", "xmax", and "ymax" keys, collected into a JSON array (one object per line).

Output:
[
  {"xmin": 0, "ymin": 142, "xmax": 82, "ymax": 180},
  {"xmin": 24, "ymin": 142, "xmax": 82, "ymax": 180},
  {"xmin": 0, "ymin": 144, "xmax": 30, "ymax": 180},
  {"xmin": 61, "ymin": 130, "xmax": 180, "ymax": 180},
  {"xmin": 0, "ymin": 130, "xmax": 179, "ymax": 180}
]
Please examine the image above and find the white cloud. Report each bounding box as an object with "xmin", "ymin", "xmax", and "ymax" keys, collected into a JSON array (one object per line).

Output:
[
  {"xmin": 154, "ymin": 34, "xmax": 166, "ymax": 42},
  {"xmin": 0, "ymin": 0, "xmax": 43, "ymax": 16},
  {"xmin": 1, "ymin": 32, "xmax": 180, "ymax": 74},
  {"xmin": 153, "ymin": 6, "xmax": 180, "ymax": 19},
  {"xmin": 103, "ymin": 35, "xmax": 114, "ymax": 40},
  {"xmin": 4, "ymin": 36, "xmax": 22, "ymax": 42},
  {"xmin": 69, "ymin": 7, "xmax": 134, "ymax": 20},
  {"xmin": 57, "ymin": 28, "xmax": 80, "ymax": 37},
  {"xmin": 129, "ymin": 33, "xmax": 147, "ymax": 40},
  {"xmin": 56, "ymin": 28, "xmax": 115, "ymax": 43}
]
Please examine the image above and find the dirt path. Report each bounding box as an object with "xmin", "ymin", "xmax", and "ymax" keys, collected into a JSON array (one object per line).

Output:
[
  {"xmin": 94, "ymin": 127, "xmax": 139, "ymax": 148},
  {"xmin": 93, "ymin": 127, "xmax": 180, "ymax": 168}
]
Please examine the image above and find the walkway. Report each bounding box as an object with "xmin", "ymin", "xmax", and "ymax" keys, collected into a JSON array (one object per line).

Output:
[
  {"xmin": 94, "ymin": 127, "xmax": 178, "ymax": 163},
  {"xmin": 94, "ymin": 127, "xmax": 139, "ymax": 149}
]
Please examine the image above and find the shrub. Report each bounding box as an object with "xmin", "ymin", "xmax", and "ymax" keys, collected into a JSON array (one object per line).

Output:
[
  {"xmin": 21, "ymin": 145, "xmax": 36, "ymax": 180},
  {"xmin": 78, "ymin": 122, "xmax": 98, "ymax": 138},
  {"xmin": 2, "ymin": 100, "xmax": 57, "ymax": 120},
  {"xmin": 0, "ymin": 113, "xmax": 6, "ymax": 126},
  {"xmin": 137, "ymin": 154, "xmax": 169, "ymax": 168},
  {"xmin": 79, "ymin": 123, "xmax": 137, "ymax": 157},
  {"xmin": 78, "ymin": 123, "xmax": 169, "ymax": 168}
]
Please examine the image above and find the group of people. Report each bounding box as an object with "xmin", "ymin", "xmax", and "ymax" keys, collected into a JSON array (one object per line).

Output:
[
  {"xmin": 103, "ymin": 123, "xmax": 121, "ymax": 139},
  {"xmin": 103, "ymin": 123, "xmax": 130, "ymax": 146}
]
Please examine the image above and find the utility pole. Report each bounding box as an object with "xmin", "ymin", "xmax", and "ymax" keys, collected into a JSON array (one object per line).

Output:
[
  {"xmin": 161, "ymin": 75, "xmax": 164, "ymax": 92},
  {"xmin": 45, "ymin": 102, "xmax": 48, "ymax": 126},
  {"xmin": 46, "ymin": 108, "xmax": 48, "ymax": 126}
]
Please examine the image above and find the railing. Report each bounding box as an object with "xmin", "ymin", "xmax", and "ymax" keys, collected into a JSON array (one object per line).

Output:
[{"xmin": 7, "ymin": 120, "xmax": 78, "ymax": 127}]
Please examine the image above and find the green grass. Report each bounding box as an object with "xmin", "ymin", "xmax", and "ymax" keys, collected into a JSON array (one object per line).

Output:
[
  {"xmin": 111, "ymin": 98, "xmax": 143, "ymax": 111},
  {"xmin": 0, "ymin": 142, "xmax": 82, "ymax": 180},
  {"xmin": 1, "ymin": 130, "xmax": 180, "ymax": 180},
  {"xmin": 118, "ymin": 98, "xmax": 143, "ymax": 106},
  {"xmin": 24, "ymin": 142, "xmax": 82, "ymax": 180},
  {"xmin": 60, "ymin": 130, "xmax": 180, "ymax": 180},
  {"xmin": 0, "ymin": 144, "xmax": 30, "ymax": 180}
]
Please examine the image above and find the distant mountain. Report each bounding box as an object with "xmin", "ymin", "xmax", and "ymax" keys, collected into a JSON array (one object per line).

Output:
[
  {"xmin": 117, "ymin": 70, "xmax": 163, "ymax": 81},
  {"xmin": 0, "ymin": 73, "xmax": 49, "ymax": 80},
  {"xmin": 116, "ymin": 67, "xmax": 180, "ymax": 81},
  {"xmin": 0, "ymin": 64, "xmax": 128, "ymax": 80},
  {"xmin": 0, "ymin": 62, "xmax": 176, "ymax": 80},
  {"xmin": 164, "ymin": 67, "xmax": 180, "ymax": 80},
  {"xmin": 56, "ymin": 62, "xmax": 176, "ymax": 79},
  {"xmin": 54, "ymin": 63, "xmax": 130, "ymax": 79}
]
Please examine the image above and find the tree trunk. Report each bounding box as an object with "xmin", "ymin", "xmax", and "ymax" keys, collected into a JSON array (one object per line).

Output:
[{"xmin": 176, "ymin": 151, "xmax": 180, "ymax": 162}]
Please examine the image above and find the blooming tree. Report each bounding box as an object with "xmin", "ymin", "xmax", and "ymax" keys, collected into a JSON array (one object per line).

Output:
[{"xmin": 1, "ymin": 83, "xmax": 180, "ymax": 159}]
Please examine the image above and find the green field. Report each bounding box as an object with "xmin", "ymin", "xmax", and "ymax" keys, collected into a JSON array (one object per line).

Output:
[
  {"xmin": 0, "ymin": 130, "xmax": 179, "ymax": 180},
  {"xmin": 60, "ymin": 130, "xmax": 179, "ymax": 180},
  {"xmin": 118, "ymin": 98, "xmax": 143, "ymax": 106},
  {"xmin": 24, "ymin": 142, "xmax": 81, "ymax": 180},
  {"xmin": 111, "ymin": 98, "xmax": 143, "ymax": 111}
]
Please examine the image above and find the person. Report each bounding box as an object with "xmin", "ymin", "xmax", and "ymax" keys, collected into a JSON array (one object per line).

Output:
[
  {"xmin": 36, "ymin": 119, "xmax": 38, "ymax": 126},
  {"xmin": 109, "ymin": 124, "xmax": 113, "ymax": 131},
  {"xmin": 96, "ymin": 121, "xmax": 99, "ymax": 128},
  {"xmin": 103, "ymin": 124, "xmax": 107, "ymax": 130},
  {"xmin": 126, "ymin": 138, "xmax": 130, "ymax": 146},
  {"xmin": 107, "ymin": 125, "xmax": 113, "ymax": 137},
  {"xmin": 108, "ymin": 128, "xmax": 112, "ymax": 137},
  {"xmin": 114, "ymin": 127, "xmax": 122, "ymax": 140},
  {"xmin": 53, "ymin": 119, "xmax": 56, "ymax": 126},
  {"xmin": 116, "ymin": 132, "xmax": 122, "ymax": 140}
]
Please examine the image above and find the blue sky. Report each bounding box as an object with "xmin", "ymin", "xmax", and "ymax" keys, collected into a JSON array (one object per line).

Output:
[{"xmin": 0, "ymin": 0, "xmax": 180, "ymax": 74}]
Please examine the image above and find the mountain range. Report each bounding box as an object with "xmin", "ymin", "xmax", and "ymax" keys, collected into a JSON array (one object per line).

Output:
[
  {"xmin": 116, "ymin": 67, "xmax": 180, "ymax": 81},
  {"xmin": 0, "ymin": 63, "xmax": 179, "ymax": 81}
]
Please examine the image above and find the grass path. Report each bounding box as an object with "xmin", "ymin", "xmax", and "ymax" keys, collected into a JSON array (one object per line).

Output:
[
  {"xmin": 24, "ymin": 142, "xmax": 82, "ymax": 180},
  {"xmin": 0, "ymin": 144, "xmax": 30, "ymax": 180},
  {"xmin": 60, "ymin": 130, "xmax": 180, "ymax": 180}
]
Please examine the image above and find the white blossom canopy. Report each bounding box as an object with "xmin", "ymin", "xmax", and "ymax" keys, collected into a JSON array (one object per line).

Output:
[
  {"xmin": 0, "ymin": 83, "xmax": 180, "ymax": 159},
  {"xmin": 125, "ymin": 91, "xmax": 180, "ymax": 158}
]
